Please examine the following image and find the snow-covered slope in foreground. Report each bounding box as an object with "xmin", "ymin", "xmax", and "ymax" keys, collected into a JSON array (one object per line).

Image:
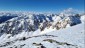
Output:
[
  {"xmin": 46, "ymin": 23, "xmax": 84, "ymax": 48},
  {"xmin": 0, "ymin": 23, "xmax": 84, "ymax": 48}
]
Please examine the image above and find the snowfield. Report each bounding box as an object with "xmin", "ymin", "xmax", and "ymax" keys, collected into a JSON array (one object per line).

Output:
[{"xmin": 0, "ymin": 8, "xmax": 84, "ymax": 48}]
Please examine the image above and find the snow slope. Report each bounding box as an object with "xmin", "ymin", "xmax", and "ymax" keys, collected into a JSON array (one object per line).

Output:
[{"xmin": 0, "ymin": 23, "xmax": 84, "ymax": 48}]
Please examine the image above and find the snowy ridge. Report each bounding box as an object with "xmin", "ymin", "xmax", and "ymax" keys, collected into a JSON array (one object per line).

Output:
[
  {"xmin": 0, "ymin": 8, "xmax": 84, "ymax": 48},
  {"xmin": 0, "ymin": 12, "xmax": 82, "ymax": 36}
]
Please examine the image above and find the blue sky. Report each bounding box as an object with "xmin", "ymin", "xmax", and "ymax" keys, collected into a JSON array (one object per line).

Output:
[{"xmin": 0, "ymin": 0, "xmax": 84, "ymax": 12}]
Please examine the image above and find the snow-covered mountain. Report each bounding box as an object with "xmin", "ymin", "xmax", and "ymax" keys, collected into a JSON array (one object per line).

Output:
[
  {"xmin": 0, "ymin": 21, "xmax": 84, "ymax": 48},
  {"xmin": 0, "ymin": 9, "xmax": 84, "ymax": 48}
]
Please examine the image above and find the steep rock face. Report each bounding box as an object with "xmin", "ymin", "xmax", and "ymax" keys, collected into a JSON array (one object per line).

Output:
[
  {"xmin": 69, "ymin": 15, "xmax": 81, "ymax": 26},
  {"xmin": 0, "ymin": 13, "xmax": 83, "ymax": 36},
  {"xmin": 0, "ymin": 14, "xmax": 54, "ymax": 36}
]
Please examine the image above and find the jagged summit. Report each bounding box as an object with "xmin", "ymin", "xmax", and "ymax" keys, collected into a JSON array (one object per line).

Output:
[
  {"xmin": 0, "ymin": 9, "xmax": 83, "ymax": 36},
  {"xmin": 0, "ymin": 8, "xmax": 84, "ymax": 48}
]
